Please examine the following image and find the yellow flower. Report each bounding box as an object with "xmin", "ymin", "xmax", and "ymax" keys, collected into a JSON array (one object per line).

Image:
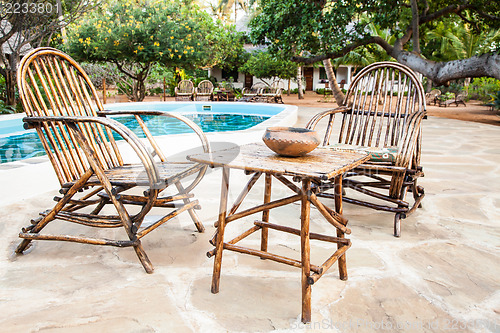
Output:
[
  {"xmin": 154, "ymin": 42, "xmax": 160, "ymax": 47},
  {"xmin": 108, "ymin": 29, "xmax": 112, "ymax": 33},
  {"xmin": 79, "ymin": 38, "xmax": 83, "ymax": 43},
  {"xmin": 178, "ymin": 55, "xmax": 181, "ymax": 58},
  {"xmin": 138, "ymin": 45, "xmax": 144, "ymax": 51},
  {"xmin": 183, "ymin": 50, "xmax": 187, "ymax": 54},
  {"xmin": 114, "ymin": 40, "xmax": 120, "ymax": 46},
  {"xmin": 159, "ymin": 52, "xmax": 163, "ymax": 56},
  {"xmin": 174, "ymin": 49, "xmax": 178, "ymax": 52},
  {"xmin": 170, "ymin": 36, "xmax": 174, "ymax": 39},
  {"xmin": 134, "ymin": 50, "xmax": 138, "ymax": 54},
  {"xmin": 94, "ymin": 47, "xmax": 98, "ymax": 50}
]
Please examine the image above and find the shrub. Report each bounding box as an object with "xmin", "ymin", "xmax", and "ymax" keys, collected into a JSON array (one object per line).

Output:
[
  {"xmin": 469, "ymin": 78, "xmax": 500, "ymax": 102},
  {"xmin": 315, "ymin": 88, "xmax": 332, "ymax": 95}
]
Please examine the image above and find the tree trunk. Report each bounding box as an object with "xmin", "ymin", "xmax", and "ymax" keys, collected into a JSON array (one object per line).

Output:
[
  {"xmin": 297, "ymin": 66, "xmax": 304, "ymax": 99},
  {"xmin": 4, "ymin": 53, "xmax": 19, "ymax": 106},
  {"xmin": 5, "ymin": 69, "xmax": 17, "ymax": 106},
  {"xmin": 322, "ymin": 58, "xmax": 345, "ymax": 105},
  {"xmin": 425, "ymin": 79, "xmax": 433, "ymax": 93},
  {"xmin": 287, "ymin": 79, "xmax": 291, "ymax": 96}
]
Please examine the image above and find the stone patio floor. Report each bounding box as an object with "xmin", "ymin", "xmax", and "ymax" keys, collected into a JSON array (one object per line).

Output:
[{"xmin": 0, "ymin": 107, "xmax": 499, "ymax": 332}]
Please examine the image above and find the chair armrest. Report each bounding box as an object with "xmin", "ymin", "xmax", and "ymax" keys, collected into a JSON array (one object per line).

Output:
[
  {"xmin": 98, "ymin": 109, "xmax": 210, "ymax": 154},
  {"xmin": 305, "ymin": 106, "xmax": 350, "ymax": 130},
  {"xmin": 305, "ymin": 106, "xmax": 350, "ymax": 146},
  {"xmin": 24, "ymin": 116, "xmax": 162, "ymax": 190},
  {"xmin": 98, "ymin": 109, "xmax": 211, "ymax": 192}
]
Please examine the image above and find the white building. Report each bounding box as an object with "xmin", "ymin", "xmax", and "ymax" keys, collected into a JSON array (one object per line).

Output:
[{"xmin": 208, "ymin": 64, "xmax": 355, "ymax": 92}]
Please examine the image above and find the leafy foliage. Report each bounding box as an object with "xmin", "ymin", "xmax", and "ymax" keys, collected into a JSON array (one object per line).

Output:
[
  {"xmin": 240, "ymin": 50, "xmax": 298, "ymax": 81},
  {"xmin": 66, "ymin": 0, "xmax": 214, "ymax": 67},
  {"xmin": 65, "ymin": 0, "xmax": 218, "ymax": 100},
  {"xmin": 248, "ymin": 0, "xmax": 500, "ymax": 83},
  {"xmin": 469, "ymin": 77, "xmax": 500, "ymax": 102}
]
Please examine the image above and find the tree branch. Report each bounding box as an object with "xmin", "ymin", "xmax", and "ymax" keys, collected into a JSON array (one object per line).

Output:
[
  {"xmin": 395, "ymin": 51, "xmax": 500, "ymax": 84},
  {"xmin": 291, "ymin": 36, "xmax": 395, "ymax": 64},
  {"xmin": 410, "ymin": 0, "xmax": 420, "ymax": 53},
  {"xmin": 113, "ymin": 61, "xmax": 138, "ymax": 80}
]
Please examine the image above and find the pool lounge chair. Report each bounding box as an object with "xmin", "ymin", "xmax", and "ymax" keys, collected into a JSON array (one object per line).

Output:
[
  {"xmin": 307, "ymin": 62, "xmax": 426, "ymax": 237},
  {"xmin": 240, "ymin": 82, "xmax": 266, "ymax": 102},
  {"xmin": 260, "ymin": 80, "xmax": 284, "ymax": 103},
  {"xmin": 425, "ymin": 89, "xmax": 441, "ymax": 106},
  {"xmin": 15, "ymin": 47, "xmax": 210, "ymax": 273}
]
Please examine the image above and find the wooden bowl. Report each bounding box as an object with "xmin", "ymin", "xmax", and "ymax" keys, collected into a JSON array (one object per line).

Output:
[{"xmin": 262, "ymin": 127, "xmax": 320, "ymax": 157}]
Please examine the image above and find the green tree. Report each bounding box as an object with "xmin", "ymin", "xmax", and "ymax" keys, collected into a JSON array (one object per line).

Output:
[
  {"xmin": 240, "ymin": 50, "xmax": 298, "ymax": 83},
  {"xmin": 0, "ymin": 0, "xmax": 93, "ymax": 106},
  {"xmin": 65, "ymin": 0, "xmax": 216, "ymax": 101},
  {"xmin": 249, "ymin": 0, "xmax": 500, "ymax": 85},
  {"xmin": 206, "ymin": 23, "xmax": 248, "ymax": 71}
]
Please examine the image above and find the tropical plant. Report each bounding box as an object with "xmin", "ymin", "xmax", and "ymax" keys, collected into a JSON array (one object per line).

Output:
[
  {"xmin": 249, "ymin": 0, "xmax": 500, "ymax": 85},
  {"xmin": 240, "ymin": 50, "xmax": 298, "ymax": 84},
  {"xmin": 469, "ymin": 78, "xmax": 500, "ymax": 102},
  {"xmin": 65, "ymin": 0, "xmax": 216, "ymax": 101}
]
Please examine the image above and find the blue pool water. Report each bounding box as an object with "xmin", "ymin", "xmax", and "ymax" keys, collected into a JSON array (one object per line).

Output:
[{"xmin": 0, "ymin": 102, "xmax": 283, "ymax": 163}]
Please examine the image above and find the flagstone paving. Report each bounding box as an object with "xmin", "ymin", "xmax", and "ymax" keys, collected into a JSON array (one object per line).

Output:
[{"xmin": 0, "ymin": 107, "xmax": 498, "ymax": 332}]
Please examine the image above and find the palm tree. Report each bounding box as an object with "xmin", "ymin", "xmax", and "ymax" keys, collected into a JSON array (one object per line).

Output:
[{"xmin": 424, "ymin": 18, "xmax": 500, "ymax": 90}]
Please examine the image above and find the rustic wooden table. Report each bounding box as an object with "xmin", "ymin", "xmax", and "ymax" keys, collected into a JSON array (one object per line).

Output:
[{"xmin": 188, "ymin": 142, "xmax": 369, "ymax": 323}]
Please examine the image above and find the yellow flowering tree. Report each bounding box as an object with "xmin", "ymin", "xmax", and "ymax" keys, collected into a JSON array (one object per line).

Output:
[{"xmin": 65, "ymin": 0, "xmax": 216, "ymax": 101}]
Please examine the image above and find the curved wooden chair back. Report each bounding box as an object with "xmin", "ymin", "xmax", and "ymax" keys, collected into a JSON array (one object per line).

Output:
[
  {"xmin": 261, "ymin": 80, "xmax": 283, "ymax": 94},
  {"xmin": 243, "ymin": 82, "xmax": 266, "ymax": 96},
  {"xmin": 177, "ymin": 80, "xmax": 194, "ymax": 94},
  {"xmin": 197, "ymin": 80, "xmax": 214, "ymax": 94},
  {"xmin": 17, "ymin": 47, "xmax": 123, "ymax": 186},
  {"xmin": 338, "ymin": 62, "xmax": 425, "ymax": 149},
  {"xmin": 425, "ymin": 89, "xmax": 441, "ymax": 105}
]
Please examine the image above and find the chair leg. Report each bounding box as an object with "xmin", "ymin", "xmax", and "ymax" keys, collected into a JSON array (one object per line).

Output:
[
  {"xmin": 16, "ymin": 170, "xmax": 94, "ymax": 253},
  {"xmin": 175, "ymin": 182, "xmax": 205, "ymax": 233},
  {"xmin": 394, "ymin": 213, "xmax": 402, "ymax": 237},
  {"xmin": 133, "ymin": 242, "xmax": 154, "ymax": 273}
]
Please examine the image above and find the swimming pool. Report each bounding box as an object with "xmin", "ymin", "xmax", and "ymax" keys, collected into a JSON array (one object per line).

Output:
[{"xmin": 0, "ymin": 102, "xmax": 296, "ymax": 164}]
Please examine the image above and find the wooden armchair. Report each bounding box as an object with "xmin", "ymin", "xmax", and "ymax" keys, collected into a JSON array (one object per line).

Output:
[
  {"xmin": 175, "ymin": 79, "xmax": 194, "ymax": 101},
  {"xmin": 15, "ymin": 47, "xmax": 210, "ymax": 273},
  {"xmin": 425, "ymin": 89, "xmax": 441, "ymax": 105},
  {"xmin": 260, "ymin": 80, "xmax": 284, "ymax": 103},
  {"xmin": 306, "ymin": 62, "xmax": 426, "ymax": 237},
  {"xmin": 195, "ymin": 80, "xmax": 214, "ymax": 101}
]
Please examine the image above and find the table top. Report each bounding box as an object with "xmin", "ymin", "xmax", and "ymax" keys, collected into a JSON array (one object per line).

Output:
[{"xmin": 187, "ymin": 142, "xmax": 369, "ymax": 180}]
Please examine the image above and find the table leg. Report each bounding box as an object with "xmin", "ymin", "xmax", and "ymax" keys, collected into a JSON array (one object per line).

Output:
[
  {"xmin": 334, "ymin": 174, "xmax": 348, "ymax": 281},
  {"xmin": 212, "ymin": 166, "xmax": 230, "ymax": 294},
  {"xmin": 261, "ymin": 173, "xmax": 272, "ymax": 254},
  {"xmin": 301, "ymin": 178, "xmax": 312, "ymax": 323}
]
